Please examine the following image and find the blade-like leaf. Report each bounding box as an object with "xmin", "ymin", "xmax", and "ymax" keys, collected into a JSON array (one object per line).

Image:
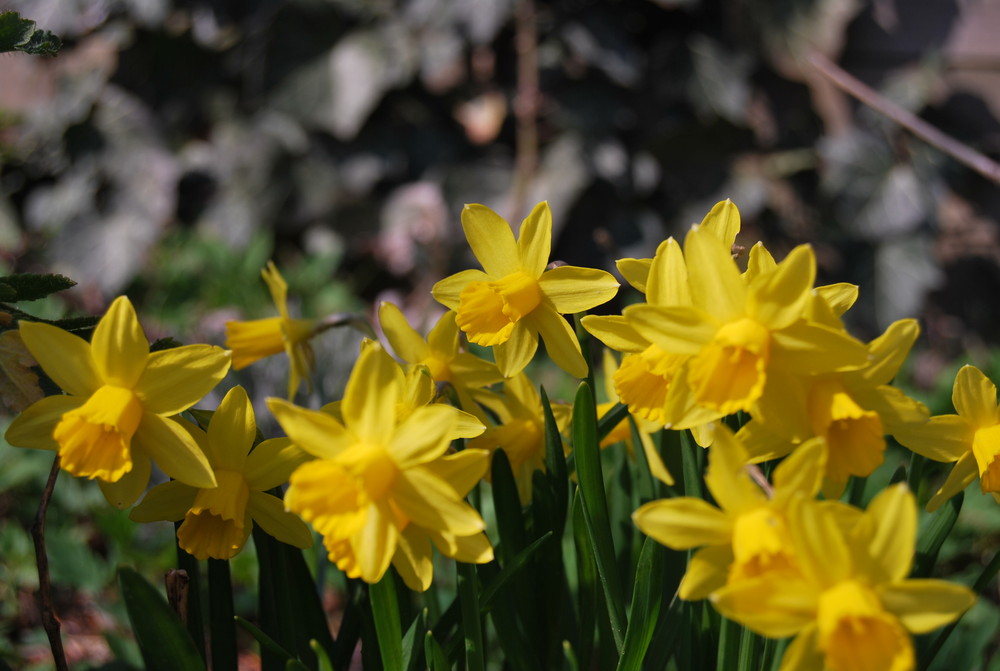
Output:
[
  {"xmin": 370, "ymin": 571, "xmax": 403, "ymax": 671},
  {"xmin": 616, "ymin": 537, "xmax": 666, "ymax": 671}
]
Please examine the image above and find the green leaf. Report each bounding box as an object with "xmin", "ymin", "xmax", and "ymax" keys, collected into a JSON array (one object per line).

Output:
[
  {"xmin": 235, "ymin": 617, "xmax": 296, "ymax": 661},
  {"xmin": 370, "ymin": 571, "xmax": 403, "ymax": 671},
  {"xmin": 424, "ymin": 632, "xmax": 449, "ymax": 671},
  {"xmin": 0, "ymin": 284, "xmax": 15, "ymax": 301},
  {"xmin": 117, "ymin": 566, "xmax": 206, "ymax": 671},
  {"xmin": 540, "ymin": 385, "xmax": 569, "ymax": 531},
  {"xmin": 572, "ymin": 382, "xmax": 627, "ymax": 655},
  {"xmin": 479, "ymin": 532, "xmax": 553, "ymax": 611},
  {"xmin": 457, "ymin": 561, "xmax": 485, "ymax": 671},
  {"xmin": 914, "ymin": 493, "xmax": 962, "ymax": 577},
  {"xmin": 208, "ymin": 559, "xmax": 237, "ymax": 671},
  {"xmin": 0, "ymin": 11, "xmax": 62, "ymax": 56},
  {"xmin": 615, "ymin": 537, "xmax": 665, "ymax": 671},
  {"xmin": 490, "ymin": 449, "xmax": 527, "ymax": 566},
  {"xmin": 715, "ymin": 617, "xmax": 742, "ymax": 671},
  {"xmin": 596, "ymin": 402, "xmax": 629, "ymax": 443},
  {"xmin": 309, "ymin": 640, "xmax": 335, "ymax": 671},
  {"xmin": 400, "ymin": 610, "xmax": 426, "ymax": 671},
  {"xmin": 0, "ymin": 273, "xmax": 75, "ymax": 301},
  {"xmin": 572, "ymin": 493, "xmax": 598, "ymax": 671}
]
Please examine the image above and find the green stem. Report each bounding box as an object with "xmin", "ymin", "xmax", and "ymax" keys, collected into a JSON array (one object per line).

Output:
[
  {"xmin": 175, "ymin": 523, "xmax": 205, "ymax": 661},
  {"xmin": 457, "ymin": 561, "xmax": 486, "ymax": 671},
  {"xmin": 208, "ymin": 559, "xmax": 237, "ymax": 671}
]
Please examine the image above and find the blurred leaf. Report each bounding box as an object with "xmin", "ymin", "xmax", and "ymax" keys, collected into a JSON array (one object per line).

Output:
[
  {"xmin": 0, "ymin": 273, "xmax": 75, "ymax": 301},
  {"xmin": 118, "ymin": 566, "xmax": 206, "ymax": 671},
  {"xmin": 0, "ymin": 11, "xmax": 61, "ymax": 56},
  {"xmin": 370, "ymin": 572, "xmax": 403, "ymax": 671},
  {"xmin": 236, "ymin": 616, "xmax": 296, "ymax": 661},
  {"xmin": 0, "ymin": 330, "xmax": 43, "ymax": 414},
  {"xmin": 914, "ymin": 493, "xmax": 962, "ymax": 577},
  {"xmin": 616, "ymin": 537, "xmax": 665, "ymax": 671},
  {"xmin": 424, "ymin": 632, "xmax": 449, "ymax": 671}
]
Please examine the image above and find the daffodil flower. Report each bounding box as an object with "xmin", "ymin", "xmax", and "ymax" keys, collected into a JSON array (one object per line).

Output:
[
  {"xmin": 738, "ymin": 318, "xmax": 929, "ymax": 497},
  {"xmin": 894, "ymin": 364, "xmax": 1000, "ymax": 510},
  {"xmin": 130, "ymin": 385, "xmax": 313, "ymax": 559},
  {"xmin": 625, "ymin": 225, "xmax": 868, "ymax": 428},
  {"xmin": 431, "ymin": 201, "xmax": 619, "ymax": 378},
  {"xmin": 378, "ymin": 303, "xmax": 502, "ymax": 422},
  {"xmin": 711, "ymin": 484, "xmax": 975, "ymax": 671},
  {"xmin": 468, "ymin": 372, "xmax": 572, "ymax": 503},
  {"xmin": 6, "ymin": 296, "xmax": 231, "ymax": 508},
  {"xmin": 226, "ymin": 262, "xmax": 317, "ymax": 399},
  {"xmin": 633, "ymin": 431, "xmax": 845, "ymax": 600},
  {"xmin": 268, "ymin": 343, "xmax": 492, "ymax": 586}
]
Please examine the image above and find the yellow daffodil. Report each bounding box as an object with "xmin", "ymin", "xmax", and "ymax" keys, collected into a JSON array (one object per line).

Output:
[
  {"xmin": 378, "ymin": 303, "xmax": 502, "ymax": 422},
  {"xmin": 738, "ymin": 318, "xmax": 929, "ymax": 497},
  {"xmin": 625, "ymin": 226, "xmax": 868, "ymax": 428},
  {"xmin": 468, "ymin": 372, "xmax": 572, "ymax": 503},
  {"xmin": 431, "ymin": 201, "xmax": 619, "ymax": 378},
  {"xmin": 226, "ymin": 262, "xmax": 318, "ymax": 400},
  {"xmin": 711, "ymin": 484, "xmax": 975, "ymax": 671},
  {"xmin": 633, "ymin": 430, "xmax": 841, "ymax": 600},
  {"xmin": 894, "ymin": 364, "xmax": 1000, "ymax": 510},
  {"xmin": 6, "ymin": 296, "xmax": 230, "ymax": 508},
  {"xmin": 268, "ymin": 343, "xmax": 492, "ymax": 586},
  {"xmin": 130, "ymin": 386, "xmax": 313, "ymax": 559}
]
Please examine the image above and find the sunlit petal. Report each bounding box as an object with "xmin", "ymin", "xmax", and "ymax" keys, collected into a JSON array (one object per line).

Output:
[
  {"xmin": 91, "ymin": 296, "xmax": 149, "ymax": 388},
  {"xmin": 462, "ymin": 203, "xmax": 519, "ymax": 277},
  {"xmin": 877, "ymin": 580, "xmax": 975, "ymax": 634},
  {"xmin": 516, "ymin": 201, "xmax": 552, "ymax": 277},
  {"xmin": 19, "ymin": 322, "xmax": 101, "ymax": 397},
  {"xmin": 247, "ymin": 490, "xmax": 314, "ymax": 548},
  {"xmin": 632, "ymin": 498, "xmax": 732, "ymax": 549},
  {"xmin": 134, "ymin": 345, "xmax": 231, "ymax": 416},
  {"xmin": 267, "ymin": 398, "xmax": 353, "ymax": 459},
  {"xmin": 431, "ymin": 269, "xmax": 491, "ymax": 309},
  {"xmin": 537, "ymin": 266, "xmax": 619, "ymax": 314},
  {"xmin": 5, "ymin": 395, "xmax": 83, "ymax": 451},
  {"xmin": 530, "ymin": 305, "xmax": 586, "ymax": 377},
  {"xmin": 493, "ymin": 323, "xmax": 538, "ymax": 378},
  {"xmin": 206, "ymin": 386, "xmax": 255, "ymax": 471},
  {"xmin": 245, "ymin": 438, "xmax": 313, "ymax": 491},
  {"xmin": 130, "ymin": 480, "xmax": 198, "ymax": 522},
  {"xmin": 953, "ymin": 365, "xmax": 999, "ymax": 426},
  {"xmin": 134, "ymin": 413, "xmax": 216, "ymax": 489},
  {"xmin": 379, "ymin": 302, "xmax": 431, "ymax": 363}
]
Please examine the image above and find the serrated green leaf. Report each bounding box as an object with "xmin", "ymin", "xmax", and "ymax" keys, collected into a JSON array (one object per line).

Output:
[
  {"xmin": 117, "ymin": 566, "xmax": 206, "ymax": 671},
  {"xmin": 0, "ymin": 283, "xmax": 16, "ymax": 302},
  {"xmin": 0, "ymin": 273, "xmax": 75, "ymax": 301}
]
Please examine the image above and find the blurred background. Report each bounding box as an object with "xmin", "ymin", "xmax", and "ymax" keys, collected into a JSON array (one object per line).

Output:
[{"xmin": 3, "ymin": 0, "xmax": 1000, "ymax": 668}]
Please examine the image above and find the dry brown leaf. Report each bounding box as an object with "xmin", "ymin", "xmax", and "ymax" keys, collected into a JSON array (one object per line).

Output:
[{"xmin": 0, "ymin": 329, "xmax": 43, "ymax": 414}]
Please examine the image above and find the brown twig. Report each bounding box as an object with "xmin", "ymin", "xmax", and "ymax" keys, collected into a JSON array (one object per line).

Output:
[
  {"xmin": 509, "ymin": 0, "xmax": 540, "ymax": 223},
  {"xmin": 31, "ymin": 455, "xmax": 69, "ymax": 671},
  {"xmin": 808, "ymin": 51, "xmax": 1000, "ymax": 186}
]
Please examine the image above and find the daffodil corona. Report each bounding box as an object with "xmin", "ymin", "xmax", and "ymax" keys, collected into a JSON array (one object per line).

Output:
[
  {"xmin": 6, "ymin": 296, "xmax": 231, "ymax": 508},
  {"xmin": 432, "ymin": 202, "xmax": 619, "ymax": 378}
]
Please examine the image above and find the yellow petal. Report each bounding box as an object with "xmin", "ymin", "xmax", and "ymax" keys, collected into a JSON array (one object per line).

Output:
[
  {"xmin": 354, "ymin": 502, "xmax": 399, "ymax": 583},
  {"xmin": 744, "ymin": 242, "xmax": 776, "ymax": 282},
  {"xmin": 134, "ymin": 413, "xmax": 216, "ymax": 489},
  {"xmin": 5, "ymin": 395, "xmax": 83, "ymax": 451},
  {"xmin": 632, "ymin": 498, "xmax": 732, "ymax": 549},
  {"xmin": 393, "ymin": 526, "xmax": 434, "ymax": 592},
  {"xmin": 678, "ymin": 544, "xmax": 732, "ymax": 600},
  {"xmin": 736, "ymin": 420, "xmax": 793, "ymax": 463},
  {"xmin": 769, "ymin": 321, "xmax": 868, "ymax": 374},
  {"xmin": 699, "ymin": 199, "xmax": 741, "ymax": 248},
  {"xmin": 493, "ymin": 322, "xmax": 538, "ymax": 378},
  {"xmin": 530, "ymin": 305, "xmax": 586, "ymax": 378},
  {"xmin": 426, "ymin": 310, "xmax": 460, "ymax": 357},
  {"xmin": 814, "ymin": 283, "xmax": 858, "ymax": 317},
  {"xmin": 393, "ymin": 468, "xmax": 486, "ymax": 536},
  {"xmin": 247, "ymin": 490, "xmax": 314, "ymax": 549},
  {"xmin": 861, "ymin": 483, "xmax": 916, "ymax": 582},
  {"xmin": 134, "ymin": 345, "xmax": 231, "ymax": 416},
  {"xmin": 646, "ymin": 237, "xmax": 690, "ymax": 307},
  {"xmin": 516, "ymin": 201, "xmax": 552, "ymax": 277},
  {"xmin": 442, "ymin": 531, "xmax": 494, "ymax": 563},
  {"xmin": 710, "ymin": 575, "xmax": 818, "ymax": 639},
  {"xmin": 926, "ymin": 452, "xmax": 978, "ymax": 512},
  {"xmin": 379, "ymin": 302, "xmax": 431, "ymax": 363},
  {"xmin": 685, "ymin": 225, "xmax": 746, "ymax": 322},
  {"xmin": 431, "ymin": 269, "xmax": 491, "ymax": 310},
  {"xmin": 580, "ymin": 315, "xmax": 647, "ymax": 353},
  {"xmin": 789, "ymin": 498, "xmax": 850, "ymax": 586},
  {"xmin": 892, "ymin": 414, "xmax": 972, "ymax": 463},
  {"xmin": 342, "ymin": 344, "xmax": 398, "ymax": 444},
  {"xmin": 747, "ymin": 245, "xmax": 815, "ymax": 330},
  {"xmin": 537, "ymin": 265, "xmax": 620, "ymax": 314},
  {"xmin": 771, "ymin": 438, "xmax": 826, "ymax": 505},
  {"xmin": 130, "ymin": 480, "xmax": 198, "ymax": 522},
  {"xmin": 267, "ymin": 398, "xmax": 353, "ymax": 459},
  {"xmin": 638, "ymin": 430, "xmax": 674, "ymax": 486},
  {"xmin": 462, "ymin": 203, "xmax": 520, "ymax": 277},
  {"xmin": 953, "ymin": 365, "xmax": 999, "ymax": 426},
  {"xmin": 19, "ymin": 321, "xmax": 101, "ymax": 397},
  {"xmin": 449, "ymin": 352, "xmax": 504, "ymax": 388},
  {"xmin": 388, "ymin": 404, "xmax": 458, "ymax": 467},
  {"xmin": 207, "ymin": 386, "xmax": 255, "ymax": 471},
  {"xmin": 616, "ymin": 257, "xmax": 651, "ymax": 293},
  {"xmin": 624, "ymin": 304, "xmax": 718, "ymax": 355},
  {"xmin": 225, "ymin": 317, "xmax": 285, "ymax": 369},
  {"xmin": 705, "ymin": 428, "xmax": 766, "ymax": 514},
  {"xmin": 98, "ymin": 452, "xmax": 152, "ymax": 509},
  {"xmin": 244, "ymin": 438, "xmax": 312, "ymax": 491},
  {"xmin": 877, "ymin": 580, "xmax": 975, "ymax": 634},
  {"xmin": 423, "ymin": 448, "xmax": 490, "ymax": 497},
  {"xmin": 261, "ymin": 261, "xmax": 290, "ymax": 319},
  {"xmin": 54, "ymin": 385, "xmax": 144, "ymax": 482},
  {"xmin": 91, "ymin": 296, "xmax": 150, "ymax": 388},
  {"xmin": 777, "ymin": 626, "xmax": 824, "ymax": 671},
  {"xmin": 862, "ymin": 319, "xmax": 919, "ymax": 387}
]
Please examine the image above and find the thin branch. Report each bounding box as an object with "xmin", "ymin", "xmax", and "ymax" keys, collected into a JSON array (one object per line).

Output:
[
  {"xmin": 31, "ymin": 455, "xmax": 69, "ymax": 671},
  {"xmin": 509, "ymin": 0, "xmax": 540, "ymax": 223},
  {"xmin": 808, "ymin": 51, "xmax": 1000, "ymax": 186}
]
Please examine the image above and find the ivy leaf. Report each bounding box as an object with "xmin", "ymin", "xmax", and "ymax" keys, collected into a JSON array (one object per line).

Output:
[
  {"xmin": 0, "ymin": 330, "xmax": 43, "ymax": 414},
  {"xmin": 0, "ymin": 273, "xmax": 76, "ymax": 302},
  {"xmin": 0, "ymin": 11, "xmax": 62, "ymax": 57}
]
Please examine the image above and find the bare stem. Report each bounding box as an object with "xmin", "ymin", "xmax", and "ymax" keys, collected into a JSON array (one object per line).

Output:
[
  {"xmin": 31, "ymin": 455, "xmax": 69, "ymax": 671},
  {"xmin": 509, "ymin": 0, "xmax": 539, "ymax": 223},
  {"xmin": 808, "ymin": 51, "xmax": 1000, "ymax": 186}
]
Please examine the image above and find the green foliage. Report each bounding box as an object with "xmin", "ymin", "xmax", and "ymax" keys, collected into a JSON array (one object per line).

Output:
[{"xmin": 0, "ymin": 11, "xmax": 61, "ymax": 57}]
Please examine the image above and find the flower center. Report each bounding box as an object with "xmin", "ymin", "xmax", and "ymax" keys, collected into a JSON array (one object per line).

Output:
[
  {"xmin": 808, "ymin": 379, "xmax": 885, "ymax": 484},
  {"xmin": 53, "ymin": 385, "xmax": 144, "ymax": 482},
  {"xmin": 425, "ymin": 354, "xmax": 452, "ymax": 382},
  {"xmin": 614, "ymin": 345, "xmax": 684, "ymax": 425},
  {"xmin": 729, "ymin": 506, "xmax": 797, "ymax": 583},
  {"xmin": 972, "ymin": 424, "xmax": 1000, "ymax": 493},
  {"xmin": 456, "ymin": 272, "xmax": 542, "ymax": 346},
  {"xmin": 177, "ymin": 470, "xmax": 251, "ymax": 560},
  {"xmin": 339, "ymin": 442, "xmax": 400, "ymax": 501},
  {"xmin": 817, "ymin": 581, "xmax": 914, "ymax": 671},
  {"xmin": 687, "ymin": 317, "xmax": 770, "ymax": 415}
]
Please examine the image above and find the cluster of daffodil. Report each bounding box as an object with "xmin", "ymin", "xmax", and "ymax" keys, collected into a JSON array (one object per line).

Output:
[{"xmin": 4, "ymin": 198, "xmax": 994, "ymax": 670}]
